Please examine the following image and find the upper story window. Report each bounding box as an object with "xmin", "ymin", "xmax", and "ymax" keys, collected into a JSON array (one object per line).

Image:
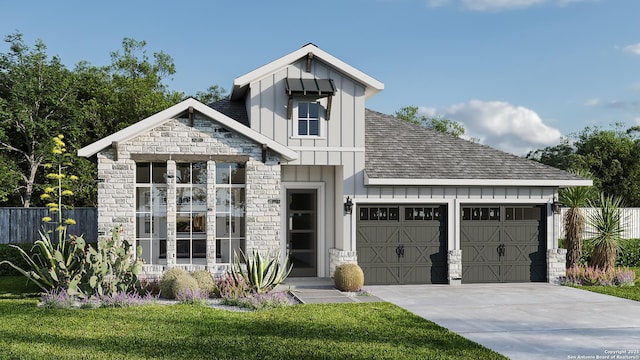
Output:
[{"xmin": 297, "ymin": 101, "xmax": 322, "ymax": 137}]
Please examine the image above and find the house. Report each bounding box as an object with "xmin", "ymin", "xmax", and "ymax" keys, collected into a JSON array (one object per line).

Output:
[{"xmin": 78, "ymin": 43, "xmax": 590, "ymax": 284}]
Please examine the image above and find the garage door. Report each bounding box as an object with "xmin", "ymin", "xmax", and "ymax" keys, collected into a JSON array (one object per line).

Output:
[
  {"xmin": 461, "ymin": 205, "xmax": 546, "ymax": 283},
  {"xmin": 357, "ymin": 205, "xmax": 447, "ymax": 285}
]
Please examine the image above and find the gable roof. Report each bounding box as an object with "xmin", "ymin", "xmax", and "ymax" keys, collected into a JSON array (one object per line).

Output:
[
  {"xmin": 364, "ymin": 109, "xmax": 591, "ymax": 187},
  {"xmin": 231, "ymin": 43, "xmax": 384, "ymax": 101},
  {"xmin": 77, "ymin": 98, "xmax": 298, "ymax": 161}
]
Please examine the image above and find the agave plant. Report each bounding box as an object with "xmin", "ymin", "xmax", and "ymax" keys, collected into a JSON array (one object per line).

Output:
[
  {"xmin": 559, "ymin": 169, "xmax": 594, "ymax": 268},
  {"xmin": 587, "ymin": 193, "xmax": 627, "ymax": 269},
  {"xmin": 0, "ymin": 230, "xmax": 87, "ymax": 292},
  {"xmin": 230, "ymin": 249, "xmax": 292, "ymax": 294}
]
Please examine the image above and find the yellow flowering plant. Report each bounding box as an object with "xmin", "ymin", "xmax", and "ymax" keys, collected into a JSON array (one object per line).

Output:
[{"xmin": 40, "ymin": 134, "xmax": 80, "ymax": 242}]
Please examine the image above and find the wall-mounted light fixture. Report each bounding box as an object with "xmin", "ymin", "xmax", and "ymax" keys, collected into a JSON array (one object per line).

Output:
[
  {"xmin": 552, "ymin": 197, "xmax": 563, "ymax": 214},
  {"xmin": 344, "ymin": 196, "xmax": 353, "ymax": 215}
]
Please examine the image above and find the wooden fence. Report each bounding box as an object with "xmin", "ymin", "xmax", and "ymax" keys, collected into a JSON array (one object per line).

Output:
[
  {"xmin": 555, "ymin": 207, "xmax": 640, "ymax": 240},
  {"xmin": 0, "ymin": 207, "xmax": 97, "ymax": 244}
]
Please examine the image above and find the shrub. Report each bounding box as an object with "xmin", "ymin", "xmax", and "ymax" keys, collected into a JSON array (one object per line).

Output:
[
  {"xmin": 563, "ymin": 266, "xmax": 635, "ymax": 287},
  {"xmin": 190, "ymin": 270, "xmax": 215, "ymax": 297},
  {"xmin": 221, "ymin": 291, "xmax": 295, "ymax": 310},
  {"xmin": 159, "ymin": 268, "xmax": 189, "ymax": 299},
  {"xmin": 171, "ymin": 274, "xmax": 201, "ymax": 301},
  {"xmin": 138, "ymin": 277, "xmax": 162, "ymax": 296},
  {"xmin": 617, "ymin": 239, "xmax": 640, "ymax": 267},
  {"xmin": 214, "ymin": 272, "xmax": 249, "ymax": 299},
  {"xmin": 334, "ymin": 263, "xmax": 364, "ymax": 292}
]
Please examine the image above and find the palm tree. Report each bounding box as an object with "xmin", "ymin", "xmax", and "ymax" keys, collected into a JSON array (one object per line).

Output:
[
  {"xmin": 588, "ymin": 193, "xmax": 627, "ymax": 269},
  {"xmin": 559, "ymin": 170, "xmax": 593, "ymax": 268}
]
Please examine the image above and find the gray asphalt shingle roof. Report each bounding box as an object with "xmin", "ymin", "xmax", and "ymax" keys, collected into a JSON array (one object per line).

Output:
[
  {"xmin": 208, "ymin": 98, "xmax": 249, "ymax": 126},
  {"xmin": 365, "ymin": 109, "xmax": 583, "ymax": 181}
]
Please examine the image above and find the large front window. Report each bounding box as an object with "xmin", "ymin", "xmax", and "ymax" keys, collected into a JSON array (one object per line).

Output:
[
  {"xmin": 216, "ymin": 163, "xmax": 245, "ymax": 263},
  {"xmin": 176, "ymin": 162, "xmax": 207, "ymax": 264},
  {"xmin": 135, "ymin": 163, "xmax": 167, "ymax": 265}
]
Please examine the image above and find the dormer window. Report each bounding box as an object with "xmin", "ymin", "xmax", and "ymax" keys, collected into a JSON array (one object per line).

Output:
[{"xmin": 298, "ymin": 102, "xmax": 321, "ymax": 136}]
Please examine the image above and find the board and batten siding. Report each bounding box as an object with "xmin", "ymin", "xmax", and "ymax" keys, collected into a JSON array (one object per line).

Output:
[
  {"xmin": 281, "ymin": 165, "xmax": 341, "ymax": 276},
  {"xmin": 247, "ymin": 58, "xmax": 366, "ymax": 166}
]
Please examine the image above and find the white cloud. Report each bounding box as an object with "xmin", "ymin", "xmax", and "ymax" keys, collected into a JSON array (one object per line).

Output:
[
  {"xmin": 419, "ymin": 100, "xmax": 562, "ymax": 155},
  {"xmin": 636, "ymin": 117, "xmax": 640, "ymax": 125},
  {"xmin": 623, "ymin": 43, "xmax": 640, "ymax": 55},
  {"xmin": 584, "ymin": 98, "xmax": 600, "ymax": 106}
]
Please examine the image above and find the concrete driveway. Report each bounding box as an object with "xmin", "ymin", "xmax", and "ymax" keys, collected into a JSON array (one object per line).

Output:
[{"xmin": 367, "ymin": 283, "xmax": 640, "ymax": 360}]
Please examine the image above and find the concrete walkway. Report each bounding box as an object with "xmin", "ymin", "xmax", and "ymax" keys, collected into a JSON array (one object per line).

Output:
[
  {"xmin": 367, "ymin": 283, "xmax": 640, "ymax": 360},
  {"xmin": 280, "ymin": 277, "xmax": 383, "ymax": 304}
]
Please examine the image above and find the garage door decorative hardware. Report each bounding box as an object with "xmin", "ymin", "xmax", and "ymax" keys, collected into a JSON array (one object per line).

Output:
[
  {"xmin": 497, "ymin": 244, "xmax": 506, "ymax": 257},
  {"xmin": 395, "ymin": 244, "xmax": 405, "ymax": 258}
]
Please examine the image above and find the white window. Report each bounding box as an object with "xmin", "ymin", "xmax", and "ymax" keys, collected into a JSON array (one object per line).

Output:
[
  {"xmin": 135, "ymin": 163, "xmax": 167, "ymax": 265},
  {"xmin": 296, "ymin": 101, "xmax": 324, "ymax": 137},
  {"xmin": 215, "ymin": 163, "xmax": 246, "ymax": 263},
  {"xmin": 175, "ymin": 162, "xmax": 207, "ymax": 264}
]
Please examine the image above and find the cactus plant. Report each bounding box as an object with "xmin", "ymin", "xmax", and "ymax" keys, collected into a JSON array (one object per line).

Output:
[
  {"xmin": 333, "ymin": 263, "xmax": 364, "ymax": 292},
  {"xmin": 190, "ymin": 270, "xmax": 216, "ymax": 297}
]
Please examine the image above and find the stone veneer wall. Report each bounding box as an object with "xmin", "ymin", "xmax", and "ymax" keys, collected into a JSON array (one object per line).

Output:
[
  {"xmin": 96, "ymin": 115, "xmax": 282, "ymax": 274},
  {"xmin": 547, "ymin": 248, "xmax": 567, "ymax": 284},
  {"xmin": 328, "ymin": 248, "xmax": 358, "ymax": 277}
]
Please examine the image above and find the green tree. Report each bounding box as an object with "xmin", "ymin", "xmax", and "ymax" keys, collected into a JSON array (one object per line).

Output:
[
  {"xmin": 588, "ymin": 193, "xmax": 627, "ymax": 269},
  {"xmin": 559, "ymin": 169, "xmax": 594, "ymax": 268},
  {"xmin": 528, "ymin": 124, "xmax": 640, "ymax": 207},
  {"xmin": 394, "ymin": 105, "xmax": 466, "ymax": 137},
  {"xmin": 196, "ymin": 84, "xmax": 227, "ymax": 104},
  {"xmin": 0, "ymin": 33, "xmax": 80, "ymax": 207}
]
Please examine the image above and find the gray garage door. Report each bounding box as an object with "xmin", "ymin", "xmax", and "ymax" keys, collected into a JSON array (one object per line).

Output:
[
  {"xmin": 357, "ymin": 205, "xmax": 447, "ymax": 285},
  {"xmin": 461, "ymin": 205, "xmax": 546, "ymax": 283}
]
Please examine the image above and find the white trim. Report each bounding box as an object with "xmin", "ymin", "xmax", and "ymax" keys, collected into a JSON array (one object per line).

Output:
[
  {"xmin": 289, "ymin": 146, "xmax": 365, "ymax": 152},
  {"xmin": 232, "ymin": 44, "xmax": 384, "ymax": 100},
  {"xmin": 363, "ymin": 172, "xmax": 593, "ymax": 187},
  {"xmin": 77, "ymin": 98, "xmax": 299, "ymax": 161},
  {"xmin": 281, "ymin": 182, "xmax": 326, "ymax": 277}
]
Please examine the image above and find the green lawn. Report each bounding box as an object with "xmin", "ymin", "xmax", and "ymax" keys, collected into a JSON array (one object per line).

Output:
[
  {"xmin": 573, "ymin": 267, "xmax": 640, "ymax": 301},
  {"xmin": 0, "ymin": 276, "xmax": 505, "ymax": 360}
]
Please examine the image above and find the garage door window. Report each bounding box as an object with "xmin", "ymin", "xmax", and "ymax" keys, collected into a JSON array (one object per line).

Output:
[
  {"xmin": 405, "ymin": 207, "xmax": 442, "ymax": 221},
  {"xmin": 359, "ymin": 207, "xmax": 399, "ymax": 221},
  {"xmin": 462, "ymin": 207, "xmax": 500, "ymax": 221},
  {"xmin": 505, "ymin": 207, "xmax": 540, "ymax": 221}
]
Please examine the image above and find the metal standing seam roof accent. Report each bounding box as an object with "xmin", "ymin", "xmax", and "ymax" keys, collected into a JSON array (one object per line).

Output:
[
  {"xmin": 364, "ymin": 109, "xmax": 588, "ymax": 182},
  {"xmin": 285, "ymin": 78, "xmax": 336, "ymax": 97}
]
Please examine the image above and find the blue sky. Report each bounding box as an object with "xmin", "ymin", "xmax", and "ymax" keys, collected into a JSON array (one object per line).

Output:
[{"xmin": 2, "ymin": 0, "xmax": 639, "ymax": 155}]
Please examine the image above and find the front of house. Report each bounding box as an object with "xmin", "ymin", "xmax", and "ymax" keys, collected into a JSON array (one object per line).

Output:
[{"xmin": 79, "ymin": 44, "xmax": 590, "ymax": 284}]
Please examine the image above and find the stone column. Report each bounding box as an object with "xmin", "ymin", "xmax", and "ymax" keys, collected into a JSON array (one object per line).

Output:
[
  {"xmin": 447, "ymin": 249, "xmax": 462, "ymax": 285},
  {"xmin": 328, "ymin": 248, "xmax": 357, "ymax": 277},
  {"xmin": 547, "ymin": 248, "xmax": 566, "ymax": 284},
  {"xmin": 166, "ymin": 160, "xmax": 176, "ymax": 266},
  {"xmin": 206, "ymin": 160, "xmax": 216, "ymax": 269}
]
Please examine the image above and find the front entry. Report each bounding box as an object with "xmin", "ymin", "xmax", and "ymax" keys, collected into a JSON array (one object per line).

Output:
[{"xmin": 287, "ymin": 189, "xmax": 317, "ymax": 277}]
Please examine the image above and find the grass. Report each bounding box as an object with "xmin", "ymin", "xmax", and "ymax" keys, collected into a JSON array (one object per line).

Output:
[
  {"xmin": 0, "ymin": 276, "xmax": 506, "ymax": 360},
  {"xmin": 572, "ymin": 267, "xmax": 640, "ymax": 301}
]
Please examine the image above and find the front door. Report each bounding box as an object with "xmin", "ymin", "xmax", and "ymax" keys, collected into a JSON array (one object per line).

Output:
[{"xmin": 287, "ymin": 189, "xmax": 317, "ymax": 277}]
